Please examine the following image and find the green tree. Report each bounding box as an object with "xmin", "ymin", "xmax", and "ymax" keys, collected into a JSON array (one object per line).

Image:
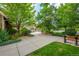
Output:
[
  {"xmin": 36, "ymin": 3, "xmax": 57, "ymax": 33},
  {"xmin": 0, "ymin": 3, "xmax": 35, "ymax": 33},
  {"xmin": 57, "ymin": 3, "xmax": 79, "ymax": 32}
]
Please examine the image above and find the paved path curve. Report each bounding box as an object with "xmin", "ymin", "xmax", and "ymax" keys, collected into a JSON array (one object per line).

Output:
[{"xmin": 0, "ymin": 32, "xmax": 64, "ymax": 56}]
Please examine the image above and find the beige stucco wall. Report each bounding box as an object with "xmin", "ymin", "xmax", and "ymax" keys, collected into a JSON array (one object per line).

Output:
[
  {"xmin": 0, "ymin": 14, "xmax": 5, "ymax": 30},
  {"xmin": 2, "ymin": 16, "xmax": 5, "ymax": 30},
  {"xmin": 0, "ymin": 15, "xmax": 2, "ymax": 29}
]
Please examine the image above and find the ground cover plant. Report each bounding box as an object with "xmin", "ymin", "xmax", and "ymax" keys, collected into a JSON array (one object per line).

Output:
[{"xmin": 0, "ymin": 29, "xmax": 21, "ymax": 46}]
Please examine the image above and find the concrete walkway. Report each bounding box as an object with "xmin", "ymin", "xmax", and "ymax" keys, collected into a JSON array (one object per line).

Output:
[{"xmin": 0, "ymin": 32, "xmax": 64, "ymax": 56}]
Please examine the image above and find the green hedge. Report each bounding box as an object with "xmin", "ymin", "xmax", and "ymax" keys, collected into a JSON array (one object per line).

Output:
[
  {"xmin": 52, "ymin": 32, "xmax": 64, "ymax": 37},
  {"xmin": 0, "ymin": 29, "xmax": 21, "ymax": 46},
  {"xmin": 51, "ymin": 31, "xmax": 64, "ymax": 37},
  {"xmin": 65, "ymin": 28, "xmax": 77, "ymax": 36},
  {"xmin": 0, "ymin": 29, "xmax": 10, "ymax": 42}
]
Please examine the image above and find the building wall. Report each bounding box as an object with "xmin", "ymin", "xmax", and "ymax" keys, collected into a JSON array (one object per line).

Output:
[
  {"xmin": 0, "ymin": 14, "xmax": 5, "ymax": 30},
  {"xmin": 2, "ymin": 16, "xmax": 5, "ymax": 30},
  {"xmin": 0, "ymin": 15, "xmax": 2, "ymax": 29}
]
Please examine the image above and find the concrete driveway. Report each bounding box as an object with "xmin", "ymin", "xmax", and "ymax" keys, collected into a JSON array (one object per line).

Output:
[{"xmin": 0, "ymin": 32, "xmax": 64, "ymax": 56}]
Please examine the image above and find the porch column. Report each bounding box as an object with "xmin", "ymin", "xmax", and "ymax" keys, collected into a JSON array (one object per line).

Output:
[
  {"xmin": 0, "ymin": 15, "xmax": 2, "ymax": 29},
  {"xmin": 2, "ymin": 16, "xmax": 5, "ymax": 30}
]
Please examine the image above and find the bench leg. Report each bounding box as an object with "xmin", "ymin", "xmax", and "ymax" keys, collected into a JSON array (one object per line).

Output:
[{"xmin": 75, "ymin": 39, "xmax": 78, "ymax": 46}]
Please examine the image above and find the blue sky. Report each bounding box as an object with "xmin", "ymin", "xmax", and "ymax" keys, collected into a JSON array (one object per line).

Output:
[
  {"xmin": 34, "ymin": 3, "xmax": 61, "ymax": 15},
  {"xmin": 34, "ymin": 3, "xmax": 41, "ymax": 15}
]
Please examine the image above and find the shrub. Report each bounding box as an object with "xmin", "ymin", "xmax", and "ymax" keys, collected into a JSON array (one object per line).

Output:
[
  {"xmin": 7, "ymin": 28, "xmax": 17, "ymax": 35},
  {"xmin": 65, "ymin": 28, "xmax": 77, "ymax": 36},
  {"xmin": 0, "ymin": 29, "xmax": 21, "ymax": 46},
  {"xmin": 0, "ymin": 29, "xmax": 10, "ymax": 43},
  {"xmin": 20, "ymin": 28, "xmax": 31, "ymax": 36},
  {"xmin": 51, "ymin": 31, "xmax": 64, "ymax": 37}
]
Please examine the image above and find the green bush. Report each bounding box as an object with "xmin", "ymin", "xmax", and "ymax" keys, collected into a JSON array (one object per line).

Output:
[
  {"xmin": 0, "ymin": 30, "xmax": 10, "ymax": 43},
  {"xmin": 65, "ymin": 28, "xmax": 77, "ymax": 36},
  {"xmin": 7, "ymin": 28, "xmax": 17, "ymax": 35},
  {"xmin": 0, "ymin": 29, "xmax": 21, "ymax": 46},
  {"xmin": 20, "ymin": 28, "xmax": 31, "ymax": 36},
  {"xmin": 51, "ymin": 31, "xmax": 64, "ymax": 37}
]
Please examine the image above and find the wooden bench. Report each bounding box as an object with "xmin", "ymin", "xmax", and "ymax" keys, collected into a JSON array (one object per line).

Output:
[{"xmin": 64, "ymin": 35, "xmax": 79, "ymax": 45}]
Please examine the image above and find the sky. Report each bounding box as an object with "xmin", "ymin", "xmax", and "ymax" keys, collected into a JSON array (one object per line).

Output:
[
  {"xmin": 34, "ymin": 3, "xmax": 61, "ymax": 15},
  {"xmin": 34, "ymin": 3, "xmax": 41, "ymax": 15}
]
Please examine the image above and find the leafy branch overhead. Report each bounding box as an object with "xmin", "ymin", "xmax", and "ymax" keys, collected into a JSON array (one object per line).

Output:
[{"xmin": 0, "ymin": 3, "xmax": 35, "ymax": 32}]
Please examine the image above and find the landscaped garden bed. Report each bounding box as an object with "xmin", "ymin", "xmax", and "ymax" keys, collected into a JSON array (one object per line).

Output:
[
  {"xmin": 0, "ymin": 29, "xmax": 21, "ymax": 46},
  {"xmin": 28, "ymin": 42, "xmax": 79, "ymax": 56},
  {"xmin": 0, "ymin": 39, "xmax": 21, "ymax": 46}
]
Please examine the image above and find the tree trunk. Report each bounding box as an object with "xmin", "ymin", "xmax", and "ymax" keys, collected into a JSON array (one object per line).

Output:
[{"xmin": 64, "ymin": 26, "xmax": 67, "ymax": 35}]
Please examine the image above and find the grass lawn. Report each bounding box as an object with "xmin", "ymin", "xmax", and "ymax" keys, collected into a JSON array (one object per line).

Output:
[{"xmin": 29, "ymin": 42, "xmax": 79, "ymax": 56}]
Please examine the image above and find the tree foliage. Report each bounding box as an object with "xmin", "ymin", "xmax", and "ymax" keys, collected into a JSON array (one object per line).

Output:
[
  {"xmin": 36, "ymin": 3, "xmax": 57, "ymax": 33},
  {"xmin": 0, "ymin": 3, "xmax": 35, "ymax": 32},
  {"xmin": 57, "ymin": 3, "xmax": 79, "ymax": 30},
  {"xmin": 0, "ymin": 3, "xmax": 79, "ymax": 35}
]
